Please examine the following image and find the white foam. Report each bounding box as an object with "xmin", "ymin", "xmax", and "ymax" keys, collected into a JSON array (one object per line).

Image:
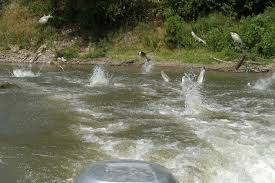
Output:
[
  {"xmin": 21, "ymin": 66, "xmax": 274, "ymax": 183},
  {"xmin": 75, "ymin": 107, "xmax": 109, "ymax": 119},
  {"xmin": 62, "ymin": 77, "xmax": 84, "ymax": 84},
  {"xmin": 142, "ymin": 61, "xmax": 154, "ymax": 74},
  {"xmin": 113, "ymin": 83, "xmax": 126, "ymax": 87},
  {"xmin": 252, "ymin": 73, "xmax": 275, "ymax": 90},
  {"xmin": 102, "ymin": 139, "xmax": 155, "ymax": 160},
  {"xmin": 88, "ymin": 66, "xmax": 110, "ymax": 87},
  {"xmin": 181, "ymin": 73, "xmax": 204, "ymax": 115},
  {"xmin": 13, "ymin": 68, "xmax": 39, "ymax": 77}
]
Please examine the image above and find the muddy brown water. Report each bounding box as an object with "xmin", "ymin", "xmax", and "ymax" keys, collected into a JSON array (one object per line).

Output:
[{"xmin": 0, "ymin": 64, "xmax": 274, "ymax": 183}]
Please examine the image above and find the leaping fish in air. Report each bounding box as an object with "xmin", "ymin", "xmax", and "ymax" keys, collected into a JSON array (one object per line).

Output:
[
  {"xmin": 191, "ymin": 31, "xmax": 206, "ymax": 45},
  {"xmin": 161, "ymin": 71, "xmax": 170, "ymax": 82},
  {"xmin": 197, "ymin": 67, "xmax": 205, "ymax": 84},
  {"xmin": 230, "ymin": 32, "xmax": 244, "ymax": 47},
  {"xmin": 138, "ymin": 51, "xmax": 150, "ymax": 62},
  {"xmin": 39, "ymin": 15, "xmax": 53, "ymax": 24}
]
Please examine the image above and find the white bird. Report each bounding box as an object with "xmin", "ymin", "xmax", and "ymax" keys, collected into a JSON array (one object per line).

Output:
[
  {"xmin": 39, "ymin": 15, "xmax": 53, "ymax": 24},
  {"xmin": 191, "ymin": 31, "xmax": 206, "ymax": 45},
  {"xmin": 161, "ymin": 71, "xmax": 170, "ymax": 82},
  {"xmin": 230, "ymin": 32, "xmax": 244, "ymax": 46},
  {"xmin": 197, "ymin": 67, "xmax": 205, "ymax": 84},
  {"xmin": 247, "ymin": 82, "xmax": 251, "ymax": 87}
]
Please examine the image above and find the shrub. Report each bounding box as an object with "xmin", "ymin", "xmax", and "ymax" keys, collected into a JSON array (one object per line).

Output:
[
  {"xmin": 191, "ymin": 13, "xmax": 237, "ymax": 51},
  {"xmin": 239, "ymin": 7, "xmax": 275, "ymax": 57},
  {"xmin": 164, "ymin": 15, "xmax": 195, "ymax": 48},
  {"xmin": 163, "ymin": 0, "xmax": 213, "ymax": 21},
  {"xmin": 81, "ymin": 50, "xmax": 106, "ymax": 59},
  {"xmin": 0, "ymin": 0, "xmax": 8, "ymax": 10},
  {"xmin": 256, "ymin": 28, "xmax": 275, "ymax": 57},
  {"xmin": 240, "ymin": 23, "xmax": 264, "ymax": 51},
  {"xmin": 21, "ymin": 0, "xmax": 52, "ymax": 15},
  {"xmin": 143, "ymin": 34, "xmax": 161, "ymax": 49},
  {"xmin": 240, "ymin": 15, "xmax": 267, "ymax": 50},
  {"xmin": 206, "ymin": 28, "xmax": 233, "ymax": 52},
  {"xmin": 164, "ymin": 15, "xmax": 182, "ymax": 48},
  {"xmin": 163, "ymin": 0, "xmax": 273, "ymax": 20},
  {"xmin": 56, "ymin": 47, "xmax": 79, "ymax": 59},
  {"xmin": 191, "ymin": 13, "xmax": 234, "ymax": 33}
]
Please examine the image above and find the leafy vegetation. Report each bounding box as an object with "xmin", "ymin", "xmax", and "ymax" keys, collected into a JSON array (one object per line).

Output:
[
  {"xmin": 55, "ymin": 46, "xmax": 79, "ymax": 59},
  {"xmin": 80, "ymin": 50, "xmax": 106, "ymax": 59},
  {"xmin": 162, "ymin": 0, "xmax": 273, "ymax": 20},
  {"xmin": 0, "ymin": 0, "xmax": 274, "ymax": 62},
  {"xmin": 0, "ymin": 2, "xmax": 57, "ymax": 49},
  {"xmin": 164, "ymin": 7, "xmax": 275, "ymax": 58}
]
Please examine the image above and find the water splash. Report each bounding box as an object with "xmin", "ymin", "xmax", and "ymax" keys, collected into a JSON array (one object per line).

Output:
[
  {"xmin": 182, "ymin": 73, "xmax": 203, "ymax": 115},
  {"xmin": 13, "ymin": 65, "xmax": 39, "ymax": 77},
  {"xmin": 197, "ymin": 67, "xmax": 205, "ymax": 84},
  {"xmin": 142, "ymin": 61, "xmax": 154, "ymax": 74},
  {"xmin": 252, "ymin": 73, "xmax": 275, "ymax": 90},
  {"xmin": 88, "ymin": 66, "xmax": 110, "ymax": 87}
]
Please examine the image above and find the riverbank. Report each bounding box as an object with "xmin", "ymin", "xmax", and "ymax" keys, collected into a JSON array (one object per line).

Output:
[
  {"xmin": 0, "ymin": 48, "xmax": 273, "ymax": 73},
  {"xmin": 1, "ymin": 2, "xmax": 274, "ymax": 73}
]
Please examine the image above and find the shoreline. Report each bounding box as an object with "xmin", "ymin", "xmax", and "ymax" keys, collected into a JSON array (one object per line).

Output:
[{"xmin": 0, "ymin": 50, "xmax": 274, "ymax": 73}]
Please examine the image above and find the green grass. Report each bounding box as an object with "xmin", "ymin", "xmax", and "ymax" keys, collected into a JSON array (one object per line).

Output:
[
  {"xmin": 105, "ymin": 46, "xmax": 242, "ymax": 64},
  {"xmin": 55, "ymin": 47, "xmax": 79, "ymax": 59},
  {"xmin": 80, "ymin": 50, "xmax": 106, "ymax": 59},
  {"xmin": 154, "ymin": 48, "xmax": 219, "ymax": 64},
  {"xmin": 0, "ymin": 2, "xmax": 57, "ymax": 50},
  {"xmin": 1, "ymin": 2, "xmax": 273, "ymax": 65},
  {"xmin": 106, "ymin": 47, "xmax": 142, "ymax": 62}
]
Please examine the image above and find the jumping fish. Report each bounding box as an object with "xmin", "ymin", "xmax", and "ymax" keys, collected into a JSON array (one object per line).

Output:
[
  {"xmin": 197, "ymin": 67, "xmax": 205, "ymax": 84},
  {"xmin": 161, "ymin": 71, "xmax": 170, "ymax": 82},
  {"xmin": 138, "ymin": 51, "xmax": 150, "ymax": 62},
  {"xmin": 39, "ymin": 15, "xmax": 53, "ymax": 24},
  {"xmin": 230, "ymin": 32, "xmax": 244, "ymax": 46},
  {"xmin": 182, "ymin": 75, "xmax": 185, "ymax": 84},
  {"xmin": 191, "ymin": 31, "xmax": 206, "ymax": 45},
  {"xmin": 139, "ymin": 51, "xmax": 154, "ymax": 73}
]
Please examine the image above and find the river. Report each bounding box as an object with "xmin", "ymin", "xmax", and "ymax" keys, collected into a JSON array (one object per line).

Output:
[{"xmin": 0, "ymin": 64, "xmax": 274, "ymax": 183}]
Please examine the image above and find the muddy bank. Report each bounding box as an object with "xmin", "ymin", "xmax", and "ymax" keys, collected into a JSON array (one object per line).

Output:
[{"xmin": 0, "ymin": 49, "xmax": 273, "ymax": 73}]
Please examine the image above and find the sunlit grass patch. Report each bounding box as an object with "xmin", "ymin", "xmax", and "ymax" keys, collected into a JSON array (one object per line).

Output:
[
  {"xmin": 0, "ymin": 2, "xmax": 56, "ymax": 50},
  {"xmin": 80, "ymin": 50, "xmax": 106, "ymax": 59}
]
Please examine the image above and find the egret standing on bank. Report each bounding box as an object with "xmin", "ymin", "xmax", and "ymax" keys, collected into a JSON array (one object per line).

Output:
[{"xmin": 39, "ymin": 15, "xmax": 53, "ymax": 24}]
